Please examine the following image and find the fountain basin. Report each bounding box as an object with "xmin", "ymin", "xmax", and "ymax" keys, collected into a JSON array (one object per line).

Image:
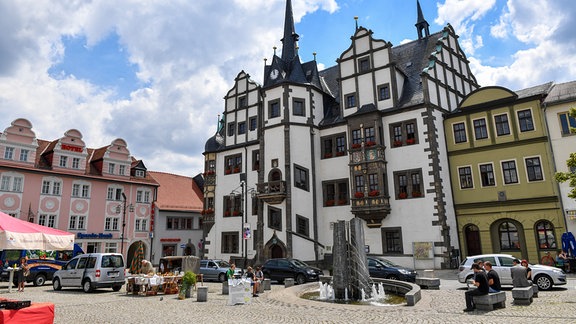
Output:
[{"xmin": 319, "ymin": 276, "xmax": 421, "ymax": 306}]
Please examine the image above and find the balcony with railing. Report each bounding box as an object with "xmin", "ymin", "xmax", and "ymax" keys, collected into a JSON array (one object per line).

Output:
[
  {"xmin": 256, "ymin": 180, "xmax": 287, "ymax": 204},
  {"xmin": 350, "ymin": 193, "xmax": 391, "ymax": 227}
]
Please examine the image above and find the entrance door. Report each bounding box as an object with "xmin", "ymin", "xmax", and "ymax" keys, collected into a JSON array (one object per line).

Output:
[
  {"xmin": 270, "ymin": 245, "xmax": 283, "ymax": 259},
  {"xmin": 465, "ymin": 225, "xmax": 482, "ymax": 256}
]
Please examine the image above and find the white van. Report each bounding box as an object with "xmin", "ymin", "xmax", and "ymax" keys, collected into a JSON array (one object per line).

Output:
[{"xmin": 52, "ymin": 253, "xmax": 125, "ymax": 293}]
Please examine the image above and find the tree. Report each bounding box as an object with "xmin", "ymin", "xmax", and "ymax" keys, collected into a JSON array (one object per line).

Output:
[{"xmin": 554, "ymin": 108, "xmax": 576, "ymax": 198}]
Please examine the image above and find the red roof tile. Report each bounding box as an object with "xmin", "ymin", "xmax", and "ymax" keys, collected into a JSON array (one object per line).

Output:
[{"xmin": 149, "ymin": 171, "xmax": 203, "ymax": 212}]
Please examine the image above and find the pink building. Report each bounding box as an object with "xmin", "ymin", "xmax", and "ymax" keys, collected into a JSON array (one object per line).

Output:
[{"xmin": 0, "ymin": 118, "xmax": 158, "ymax": 261}]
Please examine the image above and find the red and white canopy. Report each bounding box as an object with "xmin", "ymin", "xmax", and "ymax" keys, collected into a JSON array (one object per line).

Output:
[{"xmin": 0, "ymin": 211, "xmax": 74, "ymax": 250}]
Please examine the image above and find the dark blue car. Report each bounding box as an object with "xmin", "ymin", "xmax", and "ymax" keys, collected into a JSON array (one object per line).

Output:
[{"xmin": 367, "ymin": 257, "xmax": 417, "ymax": 282}]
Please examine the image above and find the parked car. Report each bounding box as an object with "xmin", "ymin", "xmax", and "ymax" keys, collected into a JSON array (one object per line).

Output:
[
  {"xmin": 458, "ymin": 253, "xmax": 566, "ymax": 290},
  {"xmin": 262, "ymin": 258, "xmax": 322, "ymax": 284},
  {"xmin": 367, "ymin": 256, "xmax": 417, "ymax": 282},
  {"xmin": 199, "ymin": 259, "xmax": 241, "ymax": 282},
  {"xmin": 52, "ymin": 253, "xmax": 126, "ymax": 293}
]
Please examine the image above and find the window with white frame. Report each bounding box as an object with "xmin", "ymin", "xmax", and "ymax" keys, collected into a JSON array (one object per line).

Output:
[
  {"xmin": 479, "ymin": 163, "xmax": 496, "ymax": 187},
  {"xmin": 502, "ymin": 160, "xmax": 519, "ymax": 184},
  {"xmin": 72, "ymin": 157, "xmax": 80, "ymax": 169},
  {"xmin": 105, "ymin": 217, "xmax": 120, "ymax": 231},
  {"xmin": 458, "ymin": 166, "xmax": 473, "ymax": 189},
  {"xmin": 494, "ymin": 114, "xmax": 511, "ymax": 136},
  {"xmin": 41, "ymin": 178, "xmax": 62, "ymax": 195},
  {"xmin": 104, "ymin": 242, "xmax": 118, "ymax": 253},
  {"xmin": 0, "ymin": 173, "xmax": 24, "ymax": 192},
  {"xmin": 19, "ymin": 149, "xmax": 29, "ymax": 162},
  {"xmin": 69, "ymin": 215, "xmax": 88, "ymax": 230},
  {"xmin": 525, "ymin": 157, "xmax": 543, "ymax": 181},
  {"xmin": 107, "ymin": 186, "xmax": 123, "ymax": 200},
  {"xmin": 108, "ymin": 163, "xmax": 115, "ymax": 174},
  {"xmin": 135, "ymin": 218, "xmax": 148, "ymax": 232},
  {"xmin": 59, "ymin": 156, "xmax": 68, "ymax": 167},
  {"xmin": 135, "ymin": 170, "xmax": 145, "ymax": 177},
  {"xmin": 4, "ymin": 147, "xmax": 14, "ymax": 160},
  {"xmin": 72, "ymin": 184, "xmax": 81, "ymax": 197},
  {"xmin": 118, "ymin": 165, "xmax": 125, "ymax": 175},
  {"xmin": 39, "ymin": 214, "xmax": 56, "ymax": 228}
]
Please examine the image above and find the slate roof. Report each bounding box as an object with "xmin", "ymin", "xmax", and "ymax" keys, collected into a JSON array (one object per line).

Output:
[
  {"xmin": 543, "ymin": 81, "xmax": 576, "ymax": 105},
  {"xmin": 149, "ymin": 171, "xmax": 203, "ymax": 212}
]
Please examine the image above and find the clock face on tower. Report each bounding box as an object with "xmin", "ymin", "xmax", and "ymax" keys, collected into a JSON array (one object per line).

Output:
[{"xmin": 270, "ymin": 69, "xmax": 279, "ymax": 80}]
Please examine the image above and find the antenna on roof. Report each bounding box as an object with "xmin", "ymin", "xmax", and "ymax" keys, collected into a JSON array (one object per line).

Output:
[{"xmin": 354, "ymin": 16, "xmax": 359, "ymax": 30}]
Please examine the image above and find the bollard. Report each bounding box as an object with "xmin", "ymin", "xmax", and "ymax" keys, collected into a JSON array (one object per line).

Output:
[
  {"xmin": 222, "ymin": 280, "xmax": 229, "ymax": 295},
  {"xmin": 285, "ymin": 278, "xmax": 294, "ymax": 288},
  {"xmin": 197, "ymin": 286, "xmax": 208, "ymax": 302},
  {"xmin": 263, "ymin": 278, "xmax": 271, "ymax": 291}
]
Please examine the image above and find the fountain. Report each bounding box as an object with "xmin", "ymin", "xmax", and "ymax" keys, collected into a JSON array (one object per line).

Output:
[{"xmin": 332, "ymin": 218, "xmax": 382, "ymax": 301}]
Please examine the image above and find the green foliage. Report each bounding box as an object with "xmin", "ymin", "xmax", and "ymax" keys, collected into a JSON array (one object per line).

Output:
[
  {"xmin": 181, "ymin": 271, "xmax": 197, "ymax": 288},
  {"xmin": 555, "ymin": 152, "xmax": 576, "ymax": 199}
]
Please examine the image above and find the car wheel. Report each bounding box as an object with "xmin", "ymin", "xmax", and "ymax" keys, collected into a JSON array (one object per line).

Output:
[
  {"xmin": 112, "ymin": 285, "xmax": 122, "ymax": 292},
  {"xmin": 535, "ymin": 274, "xmax": 553, "ymax": 291},
  {"xmin": 53, "ymin": 278, "xmax": 62, "ymax": 291},
  {"xmin": 218, "ymin": 273, "xmax": 226, "ymax": 283},
  {"xmin": 34, "ymin": 274, "xmax": 47, "ymax": 286},
  {"xmin": 296, "ymin": 274, "xmax": 306, "ymax": 285},
  {"xmin": 82, "ymin": 280, "xmax": 94, "ymax": 293}
]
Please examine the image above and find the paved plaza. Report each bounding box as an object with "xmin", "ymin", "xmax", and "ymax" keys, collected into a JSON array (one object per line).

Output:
[{"xmin": 2, "ymin": 270, "xmax": 576, "ymax": 323}]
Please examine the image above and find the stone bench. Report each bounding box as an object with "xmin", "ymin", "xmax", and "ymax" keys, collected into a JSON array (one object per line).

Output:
[
  {"xmin": 512, "ymin": 286, "xmax": 534, "ymax": 305},
  {"xmin": 415, "ymin": 277, "xmax": 440, "ymax": 290},
  {"xmin": 472, "ymin": 291, "xmax": 506, "ymax": 311}
]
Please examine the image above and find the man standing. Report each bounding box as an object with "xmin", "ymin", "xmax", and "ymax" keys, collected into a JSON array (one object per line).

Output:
[
  {"xmin": 464, "ymin": 263, "xmax": 489, "ymax": 312},
  {"xmin": 484, "ymin": 261, "xmax": 501, "ymax": 293},
  {"xmin": 511, "ymin": 258, "xmax": 530, "ymax": 287}
]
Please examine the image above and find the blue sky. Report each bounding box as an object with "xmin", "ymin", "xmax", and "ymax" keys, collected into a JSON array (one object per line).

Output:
[{"xmin": 0, "ymin": 0, "xmax": 574, "ymax": 176}]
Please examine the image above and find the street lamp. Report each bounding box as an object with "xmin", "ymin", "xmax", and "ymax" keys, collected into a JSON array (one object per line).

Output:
[{"xmin": 116, "ymin": 192, "xmax": 134, "ymax": 255}]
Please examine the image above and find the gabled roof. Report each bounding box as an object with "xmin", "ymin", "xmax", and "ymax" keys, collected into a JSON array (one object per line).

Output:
[
  {"xmin": 149, "ymin": 171, "xmax": 203, "ymax": 212},
  {"xmin": 543, "ymin": 81, "xmax": 576, "ymax": 105}
]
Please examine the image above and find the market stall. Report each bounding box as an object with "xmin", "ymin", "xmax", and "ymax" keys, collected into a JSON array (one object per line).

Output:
[{"xmin": 126, "ymin": 273, "xmax": 184, "ymax": 296}]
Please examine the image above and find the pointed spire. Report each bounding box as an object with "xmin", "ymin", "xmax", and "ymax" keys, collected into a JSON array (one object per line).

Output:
[
  {"xmin": 415, "ymin": 0, "xmax": 430, "ymax": 39},
  {"xmin": 281, "ymin": 0, "xmax": 299, "ymax": 61}
]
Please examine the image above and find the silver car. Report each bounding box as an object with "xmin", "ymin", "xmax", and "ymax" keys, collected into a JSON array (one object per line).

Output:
[
  {"xmin": 52, "ymin": 253, "xmax": 125, "ymax": 293},
  {"xmin": 199, "ymin": 259, "xmax": 241, "ymax": 282},
  {"xmin": 458, "ymin": 253, "xmax": 566, "ymax": 290}
]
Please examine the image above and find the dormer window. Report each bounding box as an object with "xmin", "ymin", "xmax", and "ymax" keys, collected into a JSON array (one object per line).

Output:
[
  {"xmin": 59, "ymin": 156, "xmax": 68, "ymax": 167},
  {"xmin": 108, "ymin": 163, "xmax": 115, "ymax": 174},
  {"xmin": 135, "ymin": 170, "xmax": 146, "ymax": 178},
  {"xmin": 4, "ymin": 147, "xmax": 14, "ymax": 160}
]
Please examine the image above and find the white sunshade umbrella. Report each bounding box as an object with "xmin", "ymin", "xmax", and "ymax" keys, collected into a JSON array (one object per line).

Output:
[{"xmin": 0, "ymin": 211, "xmax": 74, "ymax": 250}]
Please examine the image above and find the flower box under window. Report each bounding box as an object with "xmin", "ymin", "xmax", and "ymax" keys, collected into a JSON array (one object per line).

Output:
[
  {"xmin": 412, "ymin": 191, "xmax": 422, "ymax": 197},
  {"xmin": 338, "ymin": 199, "xmax": 347, "ymax": 205},
  {"xmin": 325, "ymin": 200, "xmax": 335, "ymax": 206},
  {"xmin": 224, "ymin": 211, "xmax": 231, "ymax": 216},
  {"xmin": 233, "ymin": 167, "xmax": 241, "ymax": 173},
  {"xmin": 365, "ymin": 141, "xmax": 376, "ymax": 147},
  {"xmin": 232, "ymin": 210, "xmax": 241, "ymax": 216},
  {"xmin": 393, "ymin": 140, "xmax": 402, "ymax": 147},
  {"xmin": 336, "ymin": 151, "xmax": 346, "ymax": 156},
  {"xmin": 406, "ymin": 138, "xmax": 416, "ymax": 145},
  {"xmin": 351, "ymin": 143, "xmax": 361, "ymax": 149},
  {"xmin": 324, "ymin": 153, "xmax": 333, "ymax": 158},
  {"xmin": 398, "ymin": 192, "xmax": 408, "ymax": 199},
  {"xmin": 354, "ymin": 192, "xmax": 364, "ymax": 198},
  {"xmin": 225, "ymin": 169, "xmax": 232, "ymax": 175},
  {"xmin": 368, "ymin": 190, "xmax": 380, "ymax": 197}
]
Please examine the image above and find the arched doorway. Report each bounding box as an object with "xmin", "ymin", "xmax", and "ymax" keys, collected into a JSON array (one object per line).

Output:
[
  {"xmin": 464, "ymin": 224, "xmax": 482, "ymax": 256},
  {"xmin": 271, "ymin": 245, "xmax": 283, "ymax": 258}
]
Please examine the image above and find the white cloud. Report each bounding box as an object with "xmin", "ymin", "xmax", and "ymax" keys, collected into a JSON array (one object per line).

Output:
[{"xmin": 0, "ymin": 0, "xmax": 337, "ymax": 177}]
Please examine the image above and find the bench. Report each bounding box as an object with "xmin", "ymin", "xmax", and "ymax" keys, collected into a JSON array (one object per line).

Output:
[
  {"xmin": 472, "ymin": 291, "xmax": 506, "ymax": 311},
  {"xmin": 512, "ymin": 286, "xmax": 533, "ymax": 305},
  {"xmin": 415, "ymin": 277, "xmax": 440, "ymax": 290}
]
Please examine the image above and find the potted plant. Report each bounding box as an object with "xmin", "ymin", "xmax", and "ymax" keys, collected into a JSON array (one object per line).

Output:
[
  {"xmin": 233, "ymin": 166, "xmax": 241, "ymax": 173},
  {"xmin": 406, "ymin": 138, "xmax": 416, "ymax": 145},
  {"xmin": 233, "ymin": 210, "xmax": 241, "ymax": 216},
  {"xmin": 393, "ymin": 140, "xmax": 402, "ymax": 147},
  {"xmin": 224, "ymin": 210, "xmax": 231, "ymax": 217},
  {"xmin": 368, "ymin": 190, "xmax": 380, "ymax": 197},
  {"xmin": 366, "ymin": 141, "xmax": 376, "ymax": 147},
  {"xmin": 351, "ymin": 143, "xmax": 361, "ymax": 149},
  {"xmin": 354, "ymin": 192, "xmax": 364, "ymax": 198},
  {"xmin": 225, "ymin": 168, "xmax": 232, "ymax": 175},
  {"xmin": 412, "ymin": 191, "xmax": 421, "ymax": 197},
  {"xmin": 179, "ymin": 271, "xmax": 197, "ymax": 299},
  {"xmin": 398, "ymin": 192, "xmax": 408, "ymax": 199}
]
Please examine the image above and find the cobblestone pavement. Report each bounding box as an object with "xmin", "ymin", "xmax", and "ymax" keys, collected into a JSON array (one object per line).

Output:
[{"xmin": 2, "ymin": 271, "xmax": 576, "ymax": 324}]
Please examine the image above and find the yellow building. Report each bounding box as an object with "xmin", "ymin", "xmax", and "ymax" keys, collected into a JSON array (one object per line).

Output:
[{"xmin": 445, "ymin": 84, "xmax": 566, "ymax": 264}]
